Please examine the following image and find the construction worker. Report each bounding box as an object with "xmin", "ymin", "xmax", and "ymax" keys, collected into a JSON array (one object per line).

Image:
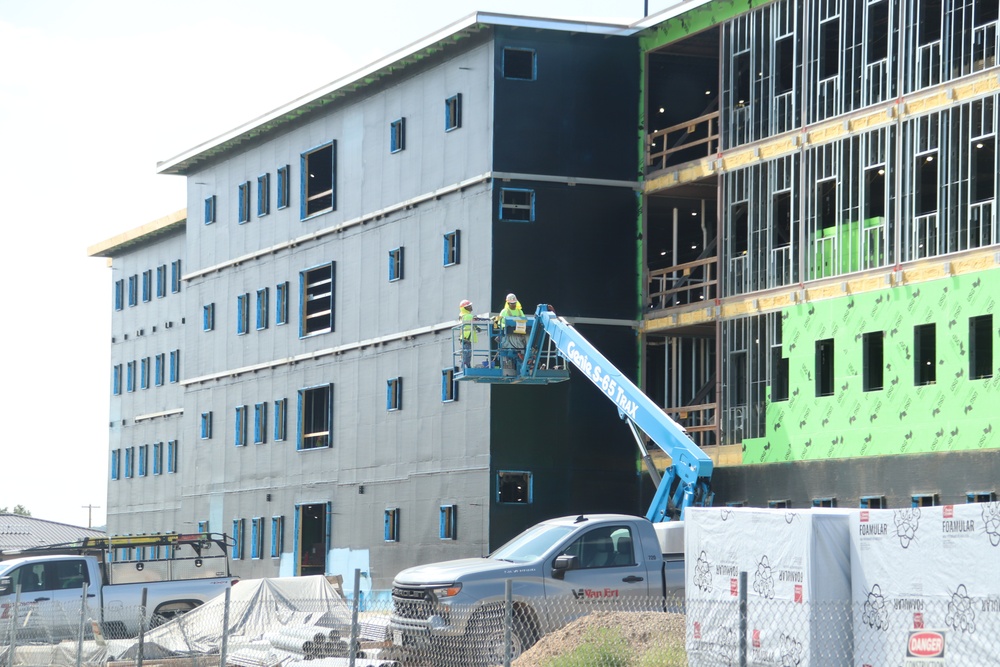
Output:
[
  {"xmin": 496, "ymin": 293, "xmax": 527, "ymax": 373},
  {"xmin": 459, "ymin": 299, "xmax": 479, "ymax": 368}
]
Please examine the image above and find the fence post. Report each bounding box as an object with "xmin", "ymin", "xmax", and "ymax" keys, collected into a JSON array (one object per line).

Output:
[
  {"xmin": 137, "ymin": 587, "xmax": 147, "ymax": 667},
  {"xmin": 76, "ymin": 582, "xmax": 89, "ymax": 667},
  {"xmin": 6, "ymin": 584, "xmax": 20, "ymax": 667},
  {"xmin": 503, "ymin": 579, "xmax": 513, "ymax": 667},
  {"xmin": 738, "ymin": 571, "xmax": 748, "ymax": 667},
  {"xmin": 348, "ymin": 569, "xmax": 361, "ymax": 667},
  {"xmin": 220, "ymin": 586, "xmax": 232, "ymax": 667}
]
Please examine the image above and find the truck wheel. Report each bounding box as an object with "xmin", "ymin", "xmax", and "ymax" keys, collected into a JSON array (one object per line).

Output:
[
  {"xmin": 151, "ymin": 601, "xmax": 200, "ymax": 626},
  {"xmin": 467, "ymin": 608, "xmax": 538, "ymax": 665}
]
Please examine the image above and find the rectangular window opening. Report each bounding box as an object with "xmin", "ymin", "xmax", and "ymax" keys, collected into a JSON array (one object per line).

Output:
[
  {"xmin": 812, "ymin": 497, "xmax": 837, "ymax": 507},
  {"xmin": 232, "ymin": 519, "xmax": 245, "ymax": 560},
  {"xmin": 274, "ymin": 398, "xmax": 287, "ymax": 442},
  {"xmin": 500, "ymin": 188, "xmax": 535, "ymax": 222},
  {"xmin": 238, "ymin": 181, "xmax": 251, "ymax": 223},
  {"xmin": 251, "ymin": 517, "xmax": 263, "ymax": 559},
  {"xmin": 914, "ymin": 323, "xmax": 936, "ymax": 385},
  {"xmin": 860, "ymin": 495, "xmax": 886, "ymax": 509},
  {"xmin": 502, "ymin": 47, "xmax": 535, "ymax": 80},
  {"xmin": 390, "ymin": 118, "xmax": 405, "ymax": 153},
  {"xmin": 920, "ymin": 0, "xmax": 942, "ymax": 44},
  {"xmin": 270, "ymin": 516, "xmax": 284, "ymax": 558},
  {"xmin": 301, "ymin": 143, "xmax": 335, "ymax": 218},
  {"xmin": 733, "ymin": 51, "xmax": 751, "ymax": 107},
  {"xmin": 866, "ymin": 0, "xmax": 889, "ymax": 63},
  {"xmin": 443, "ymin": 230, "xmax": 460, "ymax": 266},
  {"xmin": 203, "ymin": 303, "xmax": 215, "ymax": 332},
  {"xmin": 257, "ymin": 173, "xmax": 270, "ymax": 217},
  {"xmin": 234, "ymin": 405, "xmax": 247, "ymax": 447},
  {"xmin": 200, "ymin": 412, "xmax": 213, "ymax": 440},
  {"xmin": 441, "ymin": 368, "xmax": 459, "ymax": 403},
  {"xmin": 968, "ymin": 491, "xmax": 997, "ymax": 503},
  {"xmin": 384, "ymin": 508, "xmax": 400, "ymax": 542},
  {"xmin": 256, "ymin": 288, "xmax": 270, "ymax": 330},
  {"xmin": 972, "ymin": 137, "xmax": 996, "ymax": 203},
  {"xmin": 142, "ymin": 270, "xmax": 152, "ymax": 303},
  {"xmin": 864, "ymin": 166, "xmax": 886, "ymax": 219},
  {"xmin": 911, "ymin": 493, "xmax": 939, "ymax": 507},
  {"xmin": 445, "ymin": 94, "xmax": 462, "ymax": 131},
  {"xmin": 970, "ymin": 315, "xmax": 993, "ymax": 379},
  {"xmin": 819, "ymin": 18, "xmax": 840, "ymax": 80},
  {"xmin": 254, "ymin": 402, "xmax": 268, "ymax": 445},
  {"xmin": 439, "ymin": 505, "xmax": 457, "ymax": 540},
  {"xmin": 237, "ymin": 293, "xmax": 250, "ymax": 335},
  {"xmin": 863, "ymin": 331, "xmax": 884, "ymax": 391},
  {"xmin": 276, "ymin": 281, "xmax": 289, "ymax": 326},
  {"xmin": 301, "ymin": 263, "xmax": 335, "ymax": 336},
  {"xmin": 204, "ymin": 195, "xmax": 216, "ymax": 224},
  {"xmin": 299, "ymin": 384, "xmax": 332, "ymax": 450},
  {"xmin": 171, "ymin": 260, "xmax": 182, "ymax": 293},
  {"xmin": 816, "ymin": 338, "xmax": 835, "ymax": 397},
  {"xmin": 388, "ymin": 248, "xmax": 404, "ymax": 282},
  {"xmin": 277, "ymin": 165, "xmax": 290, "ymax": 210},
  {"xmin": 915, "ymin": 152, "xmax": 939, "ymax": 216},
  {"xmin": 156, "ymin": 265, "xmax": 167, "ymax": 298},
  {"xmin": 167, "ymin": 440, "xmax": 177, "ymax": 473},
  {"xmin": 775, "ymin": 37, "xmax": 794, "ymax": 95},
  {"xmin": 767, "ymin": 499, "xmax": 791, "ymax": 509},
  {"xmin": 386, "ymin": 377, "xmax": 402, "ymax": 411},
  {"xmin": 497, "ymin": 471, "xmax": 532, "ymax": 504}
]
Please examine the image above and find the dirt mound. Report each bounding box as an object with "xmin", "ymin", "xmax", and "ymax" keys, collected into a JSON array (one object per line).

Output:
[{"xmin": 512, "ymin": 611, "xmax": 687, "ymax": 666}]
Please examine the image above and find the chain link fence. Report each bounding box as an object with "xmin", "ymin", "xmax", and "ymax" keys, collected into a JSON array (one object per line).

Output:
[{"xmin": 1, "ymin": 582, "xmax": 996, "ymax": 666}]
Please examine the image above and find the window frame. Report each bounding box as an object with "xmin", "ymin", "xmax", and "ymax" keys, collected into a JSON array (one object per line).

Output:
[
  {"xmin": 112, "ymin": 364, "xmax": 122, "ymax": 396},
  {"xmin": 234, "ymin": 405, "xmax": 248, "ymax": 447},
  {"xmin": 300, "ymin": 262, "xmax": 335, "ymax": 337},
  {"xmin": 154, "ymin": 353, "xmax": 165, "ymax": 387},
  {"xmin": 138, "ymin": 444, "xmax": 148, "ymax": 477},
  {"xmin": 274, "ymin": 398, "xmax": 287, "ymax": 442},
  {"xmin": 254, "ymin": 402, "xmax": 267, "ymax": 445},
  {"xmin": 441, "ymin": 367, "xmax": 459, "ymax": 402},
  {"xmin": 270, "ymin": 516, "xmax": 284, "ymax": 558},
  {"xmin": 238, "ymin": 181, "xmax": 251, "ymax": 224},
  {"xmin": 110, "ymin": 449, "xmax": 120, "ymax": 481},
  {"xmin": 232, "ymin": 519, "xmax": 245, "ymax": 560},
  {"xmin": 171, "ymin": 260, "xmax": 182, "ymax": 293},
  {"xmin": 277, "ymin": 165, "xmax": 290, "ymax": 210},
  {"xmin": 300, "ymin": 141, "xmax": 336, "ymax": 219},
  {"xmin": 914, "ymin": 323, "xmax": 937, "ymax": 386},
  {"xmin": 200, "ymin": 412, "xmax": 213, "ymax": 440},
  {"xmin": 445, "ymin": 93, "xmax": 462, "ymax": 131},
  {"xmin": 124, "ymin": 446, "xmax": 134, "ymax": 479},
  {"xmin": 276, "ymin": 282, "xmax": 289, "ymax": 326},
  {"xmin": 502, "ymin": 47, "xmax": 536, "ymax": 80},
  {"xmin": 970, "ymin": 314, "xmax": 993, "ymax": 380},
  {"xmin": 384, "ymin": 508, "xmax": 400, "ymax": 542},
  {"xmin": 250, "ymin": 517, "xmax": 264, "ymax": 560},
  {"xmin": 203, "ymin": 303, "xmax": 215, "ymax": 332},
  {"xmin": 390, "ymin": 118, "xmax": 405, "ymax": 153},
  {"xmin": 443, "ymin": 230, "xmax": 460, "ymax": 267},
  {"xmin": 298, "ymin": 384, "xmax": 333, "ymax": 451},
  {"xmin": 126, "ymin": 360, "xmax": 136, "ymax": 393},
  {"xmin": 256, "ymin": 288, "xmax": 269, "ymax": 331},
  {"xmin": 386, "ymin": 377, "xmax": 403, "ymax": 411},
  {"xmin": 169, "ymin": 349, "xmax": 180, "ymax": 383},
  {"xmin": 862, "ymin": 331, "xmax": 884, "ymax": 391},
  {"xmin": 388, "ymin": 247, "xmax": 404, "ymax": 282},
  {"xmin": 114, "ymin": 279, "xmax": 124, "ymax": 311},
  {"xmin": 439, "ymin": 504, "xmax": 458, "ymax": 540},
  {"xmin": 142, "ymin": 270, "xmax": 152, "ymax": 303},
  {"xmin": 140, "ymin": 357, "xmax": 150, "ymax": 390},
  {"xmin": 156, "ymin": 265, "xmax": 167, "ymax": 298},
  {"xmin": 497, "ymin": 470, "xmax": 533, "ymax": 504},
  {"xmin": 237, "ymin": 293, "xmax": 250, "ymax": 335},
  {"xmin": 257, "ymin": 173, "xmax": 270, "ymax": 217},
  {"xmin": 500, "ymin": 188, "xmax": 536, "ymax": 222},
  {"xmin": 204, "ymin": 195, "xmax": 216, "ymax": 225},
  {"xmin": 128, "ymin": 275, "xmax": 138, "ymax": 307},
  {"xmin": 167, "ymin": 440, "xmax": 177, "ymax": 473},
  {"xmin": 815, "ymin": 338, "xmax": 835, "ymax": 397}
]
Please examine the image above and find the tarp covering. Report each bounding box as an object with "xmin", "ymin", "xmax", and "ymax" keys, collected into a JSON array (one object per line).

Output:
[
  {"xmin": 851, "ymin": 503, "xmax": 1000, "ymax": 666},
  {"xmin": 684, "ymin": 506, "xmax": 853, "ymax": 666},
  {"xmin": 119, "ymin": 575, "xmax": 351, "ymax": 659}
]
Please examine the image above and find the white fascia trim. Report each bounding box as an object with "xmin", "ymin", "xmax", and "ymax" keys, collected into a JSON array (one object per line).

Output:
[
  {"xmin": 182, "ymin": 321, "xmax": 456, "ymax": 386},
  {"xmin": 493, "ymin": 172, "xmax": 641, "ymax": 190},
  {"xmin": 182, "ymin": 173, "xmax": 491, "ymax": 283},
  {"xmin": 134, "ymin": 408, "xmax": 184, "ymax": 423}
]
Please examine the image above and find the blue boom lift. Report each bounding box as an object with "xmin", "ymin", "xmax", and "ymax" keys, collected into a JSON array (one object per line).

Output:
[{"xmin": 454, "ymin": 304, "xmax": 714, "ymax": 521}]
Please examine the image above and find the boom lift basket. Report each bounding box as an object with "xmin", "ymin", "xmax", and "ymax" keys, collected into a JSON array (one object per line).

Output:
[{"xmin": 453, "ymin": 315, "xmax": 571, "ymax": 384}]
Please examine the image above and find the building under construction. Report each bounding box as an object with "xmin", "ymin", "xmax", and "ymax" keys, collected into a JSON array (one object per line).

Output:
[{"xmin": 91, "ymin": 0, "xmax": 999, "ymax": 587}]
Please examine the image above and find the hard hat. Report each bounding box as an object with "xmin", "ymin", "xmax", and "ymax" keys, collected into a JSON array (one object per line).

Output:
[
  {"xmin": 460, "ymin": 299, "xmax": 472, "ymax": 309},
  {"xmin": 506, "ymin": 293, "xmax": 517, "ymax": 303}
]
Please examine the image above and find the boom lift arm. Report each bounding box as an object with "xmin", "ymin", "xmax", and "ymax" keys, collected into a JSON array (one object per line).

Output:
[{"xmin": 523, "ymin": 305, "xmax": 714, "ymax": 521}]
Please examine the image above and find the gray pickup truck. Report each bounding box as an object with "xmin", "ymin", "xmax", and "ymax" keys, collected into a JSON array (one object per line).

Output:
[
  {"xmin": 389, "ymin": 514, "xmax": 684, "ymax": 663},
  {"xmin": 0, "ymin": 533, "xmax": 236, "ymax": 641}
]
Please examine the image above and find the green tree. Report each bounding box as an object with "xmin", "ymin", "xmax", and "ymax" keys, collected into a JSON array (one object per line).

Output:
[{"xmin": 0, "ymin": 505, "xmax": 31, "ymax": 516}]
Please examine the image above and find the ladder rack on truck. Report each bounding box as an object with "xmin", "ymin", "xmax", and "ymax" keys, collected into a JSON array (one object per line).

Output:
[{"xmin": 453, "ymin": 304, "xmax": 713, "ymax": 521}]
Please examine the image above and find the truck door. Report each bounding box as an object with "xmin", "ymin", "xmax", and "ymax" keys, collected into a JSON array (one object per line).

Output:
[
  {"xmin": 542, "ymin": 523, "xmax": 652, "ymax": 630},
  {"xmin": 3, "ymin": 560, "xmax": 88, "ymax": 641}
]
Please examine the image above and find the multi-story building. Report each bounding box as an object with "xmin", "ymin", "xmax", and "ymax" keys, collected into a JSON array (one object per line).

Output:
[
  {"xmin": 92, "ymin": 1, "xmax": 1000, "ymax": 588},
  {"xmin": 92, "ymin": 14, "xmax": 641, "ymax": 588},
  {"xmin": 640, "ymin": 0, "xmax": 1000, "ymax": 507}
]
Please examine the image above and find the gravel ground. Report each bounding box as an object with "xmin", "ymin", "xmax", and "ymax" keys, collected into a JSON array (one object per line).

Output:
[{"xmin": 512, "ymin": 611, "xmax": 687, "ymax": 667}]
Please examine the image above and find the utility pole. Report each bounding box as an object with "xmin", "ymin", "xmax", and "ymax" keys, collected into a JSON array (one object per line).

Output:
[{"xmin": 81, "ymin": 505, "xmax": 101, "ymax": 529}]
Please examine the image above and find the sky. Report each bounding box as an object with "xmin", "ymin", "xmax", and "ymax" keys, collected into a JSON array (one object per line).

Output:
[{"xmin": 0, "ymin": 0, "xmax": 667, "ymax": 529}]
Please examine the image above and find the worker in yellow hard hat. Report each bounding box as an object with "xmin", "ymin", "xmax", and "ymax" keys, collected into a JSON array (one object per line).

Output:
[{"xmin": 459, "ymin": 299, "xmax": 479, "ymax": 368}]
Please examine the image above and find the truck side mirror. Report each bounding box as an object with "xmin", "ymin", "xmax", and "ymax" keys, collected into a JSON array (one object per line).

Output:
[
  {"xmin": 0, "ymin": 577, "xmax": 11, "ymax": 596},
  {"xmin": 551, "ymin": 555, "xmax": 578, "ymax": 580}
]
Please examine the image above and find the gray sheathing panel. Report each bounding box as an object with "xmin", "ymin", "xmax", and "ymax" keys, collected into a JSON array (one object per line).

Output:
[
  {"xmin": 106, "ymin": 230, "xmax": 187, "ymax": 533},
  {"xmin": 184, "ymin": 41, "xmax": 493, "ymax": 273},
  {"xmin": 708, "ymin": 451, "xmax": 1000, "ymax": 509}
]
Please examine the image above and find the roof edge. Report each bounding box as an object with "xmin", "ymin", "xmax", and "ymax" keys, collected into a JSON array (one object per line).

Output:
[{"xmin": 87, "ymin": 208, "xmax": 187, "ymax": 258}]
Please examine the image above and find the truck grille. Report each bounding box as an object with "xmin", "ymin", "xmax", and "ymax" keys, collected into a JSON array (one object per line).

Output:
[{"xmin": 392, "ymin": 586, "xmax": 445, "ymax": 621}]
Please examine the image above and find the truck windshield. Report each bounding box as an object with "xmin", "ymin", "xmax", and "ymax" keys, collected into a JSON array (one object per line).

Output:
[{"xmin": 489, "ymin": 524, "xmax": 576, "ymax": 563}]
